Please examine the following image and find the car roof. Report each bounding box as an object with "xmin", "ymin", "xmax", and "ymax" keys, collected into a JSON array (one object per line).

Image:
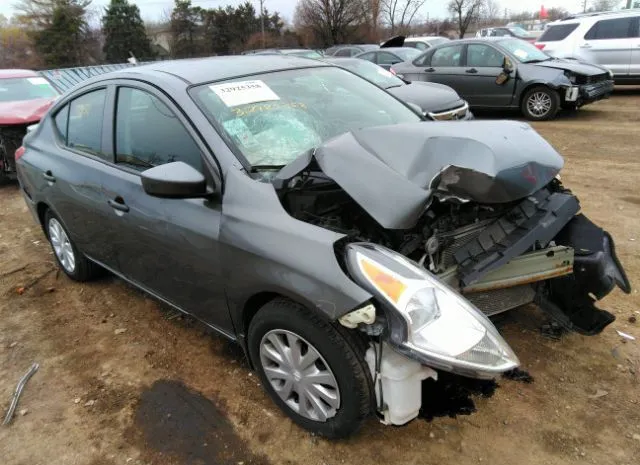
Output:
[
  {"xmin": 0, "ymin": 69, "xmax": 40, "ymax": 79},
  {"xmin": 104, "ymin": 55, "xmax": 331, "ymax": 85},
  {"xmin": 554, "ymin": 10, "xmax": 640, "ymax": 24},
  {"xmin": 404, "ymin": 36, "xmax": 447, "ymax": 42}
]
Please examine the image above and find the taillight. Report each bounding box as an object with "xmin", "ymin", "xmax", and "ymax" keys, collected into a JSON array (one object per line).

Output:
[
  {"xmin": 534, "ymin": 43, "xmax": 545, "ymax": 50},
  {"xmin": 390, "ymin": 68, "xmax": 397, "ymax": 75},
  {"xmin": 15, "ymin": 146, "xmax": 25, "ymax": 160}
]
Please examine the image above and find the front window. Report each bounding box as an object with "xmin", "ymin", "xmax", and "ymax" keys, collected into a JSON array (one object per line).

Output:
[
  {"xmin": 0, "ymin": 77, "xmax": 58, "ymax": 103},
  {"xmin": 338, "ymin": 59, "xmax": 406, "ymax": 89},
  {"xmin": 191, "ymin": 67, "xmax": 420, "ymax": 168},
  {"xmin": 498, "ymin": 38, "xmax": 550, "ymax": 63}
]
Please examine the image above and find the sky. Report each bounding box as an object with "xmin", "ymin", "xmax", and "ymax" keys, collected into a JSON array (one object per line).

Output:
[{"xmin": 0, "ymin": 0, "xmax": 613, "ymax": 24}]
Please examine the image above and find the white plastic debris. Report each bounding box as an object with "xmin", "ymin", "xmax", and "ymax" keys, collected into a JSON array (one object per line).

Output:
[{"xmin": 616, "ymin": 330, "xmax": 636, "ymax": 341}]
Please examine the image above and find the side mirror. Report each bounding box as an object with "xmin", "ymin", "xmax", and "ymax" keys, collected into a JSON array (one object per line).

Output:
[
  {"xmin": 141, "ymin": 161, "xmax": 209, "ymax": 198},
  {"xmin": 503, "ymin": 57, "xmax": 514, "ymax": 73}
]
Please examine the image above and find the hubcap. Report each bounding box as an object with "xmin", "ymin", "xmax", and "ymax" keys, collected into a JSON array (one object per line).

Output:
[
  {"xmin": 527, "ymin": 91, "xmax": 552, "ymax": 117},
  {"xmin": 259, "ymin": 330, "xmax": 340, "ymax": 422},
  {"xmin": 48, "ymin": 218, "xmax": 76, "ymax": 273}
]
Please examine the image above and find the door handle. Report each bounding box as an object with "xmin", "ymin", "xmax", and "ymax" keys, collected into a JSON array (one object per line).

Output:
[
  {"xmin": 424, "ymin": 67, "xmax": 435, "ymax": 72},
  {"xmin": 108, "ymin": 197, "xmax": 129, "ymax": 213},
  {"xmin": 465, "ymin": 68, "xmax": 478, "ymax": 73},
  {"xmin": 42, "ymin": 171, "xmax": 56, "ymax": 183},
  {"xmin": 580, "ymin": 43, "xmax": 592, "ymax": 48}
]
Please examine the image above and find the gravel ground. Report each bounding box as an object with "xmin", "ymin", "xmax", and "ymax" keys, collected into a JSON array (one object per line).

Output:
[{"xmin": 1, "ymin": 89, "xmax": 639, "ymax": 465}]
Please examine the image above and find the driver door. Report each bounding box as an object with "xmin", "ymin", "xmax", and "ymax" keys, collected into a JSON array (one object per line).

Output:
[
  {"xmin": 459, "ymin": 44, "xmax": 516, "ymax": 107},
  {"xmin": 98, "ymin": 82, "xmax": 233, "ymax": 333}
]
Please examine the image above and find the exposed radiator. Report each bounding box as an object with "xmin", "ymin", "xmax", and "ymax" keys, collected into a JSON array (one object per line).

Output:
[
  {"xmin": 438, "ymin": 219, "xmax": 494, "ymax": 269},
  {"xmin": 466, "ymin": 284, "xmax": 536, "ymax": 317}
]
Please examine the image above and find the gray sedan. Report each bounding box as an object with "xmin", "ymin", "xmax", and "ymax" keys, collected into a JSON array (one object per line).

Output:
[
  {"xmin": 15, "ymin": 55, "xmax": 629, "ymax": 439},
  {"xmin": 391, "ymin": 37, "xmax": 615, "ymax": 120}
]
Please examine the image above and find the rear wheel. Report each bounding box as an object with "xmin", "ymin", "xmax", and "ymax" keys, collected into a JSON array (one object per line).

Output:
[
  {"xmin": 521, "ymin": 86, "xmax": 560, "ymax": 121},
  {"xmin": 248, "ymin": 298, "xmax": 373, "ymax": 438},
  {"xmin": 45, "ymin": 210, "xmax": 100, "ymax": 281}
]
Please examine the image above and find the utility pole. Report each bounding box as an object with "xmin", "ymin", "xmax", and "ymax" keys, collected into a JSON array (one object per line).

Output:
[
  {"xmin": 583, "ymin": 0, "xmax": 587, "ymax": 13},
  {"xmin": 259, "ymin": 0, "xmax": 265, "ymax": 48}
]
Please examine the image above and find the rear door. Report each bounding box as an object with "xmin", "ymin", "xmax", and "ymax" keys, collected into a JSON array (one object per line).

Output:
[
  {"xmin": 23, "ymin": 86, "xmax": 119, "ymax": 267},
  {"xmin": 460, "ymin": 43, "xmax": 516, "ymax": 107},
  {"xmin": 98, "ymin": 82, "xmax": 232, "ymax": 332},
  {"xmin": 580, "ymin": 17, "xmax": 635, "ymax": 76},
  {"xmin": 411, "ymin": 43, "xmax": 467, "ymax": 89}
]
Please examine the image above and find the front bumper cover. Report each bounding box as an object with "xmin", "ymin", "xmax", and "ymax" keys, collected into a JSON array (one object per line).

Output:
[{"xmin": 536, "ymin": 214, "xmax": 631, "ymax": 335}]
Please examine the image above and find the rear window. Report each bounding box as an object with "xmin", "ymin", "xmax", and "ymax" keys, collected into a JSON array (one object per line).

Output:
[
  {"xmin": 584, "ymin": 17, "xmax": 634, "ymax": 40},
  {"xmin": 538, "ymin": 24, "xmax": 579, "ymax": 42}
]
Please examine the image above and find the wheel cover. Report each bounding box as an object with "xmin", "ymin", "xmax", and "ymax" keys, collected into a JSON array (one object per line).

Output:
[
  {"xmin": 48, "ymin": 218, "xmax": 76, "ymax": 273},
  {"xmin": 527, "ymin": 91, "xmax": 552, "ymax": 117},
  {"xmin": 259, "ymin": 329, "xmax": 341, "ymax": 422}
]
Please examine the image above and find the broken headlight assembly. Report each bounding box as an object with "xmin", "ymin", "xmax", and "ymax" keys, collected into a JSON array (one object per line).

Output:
[{"xmin": 344, "ymin": 243, "xmax": 519, "ymax": 379}]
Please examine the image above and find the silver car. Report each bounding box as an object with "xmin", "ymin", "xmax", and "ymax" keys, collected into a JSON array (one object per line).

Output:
[{"xmin": 535, "ymin": 11, "xmax": 640, "ymax": 84}]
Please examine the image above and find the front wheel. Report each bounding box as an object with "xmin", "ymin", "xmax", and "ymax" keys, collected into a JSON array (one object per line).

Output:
[
  {"xmin": 248, "ymin": 298, "xmax": 373, "ymax": 438},
  {"xmin": 521, "ymin": 86, "xmax": 560, "ymax": 121}
]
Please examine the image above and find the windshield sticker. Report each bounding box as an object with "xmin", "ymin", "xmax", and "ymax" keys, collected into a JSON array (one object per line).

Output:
[
  {"xmin": 513, "ymin": 49, "xmax": 528, "ymax": 59},
  {"xmin": 27, "ymin": 77, "xmax": 50, "ymax": 86},
  {"xmin": 210, "ymin": 80, "xmax": 280, "ymax": 107}
]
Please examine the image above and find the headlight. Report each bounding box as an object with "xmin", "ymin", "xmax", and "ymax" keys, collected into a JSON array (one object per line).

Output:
[
  {"xmin": 607, "ymin": 69, "xmax": 614, "ymax": 79},
  {"xmin": 345, "ymin": 243, "xmax": 519, "ymax": 378}
]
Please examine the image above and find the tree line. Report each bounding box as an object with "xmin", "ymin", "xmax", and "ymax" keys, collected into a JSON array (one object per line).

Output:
[{"xmin": 0, "ymin": 0, "xmax": 632, "ymax": 70}]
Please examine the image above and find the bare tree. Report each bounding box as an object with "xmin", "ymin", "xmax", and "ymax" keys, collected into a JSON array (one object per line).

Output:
[
  {"xmin": 448, "ymin": 0, "xmax": 484, "ymax": 39},
  {"xmin": 590, "ymin": 0, "xmax": 622, "ymax": 11},
  {"xmin": 367, "ymin": 0, "xmax": 382, "ymax": 40},
  {"xmin": 381, "ymin": 0, "xmax": 426, "ymax": 34},
  {"xmin": 294, "ymin": 0, "xmax": 366, "ymax": 46}
]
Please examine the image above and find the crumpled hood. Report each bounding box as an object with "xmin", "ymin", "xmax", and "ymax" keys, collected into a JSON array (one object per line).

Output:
[
  {"xmin": 275, "ymin": 121, "xmax": 564, "ymax": 229},
  {"xmin": 388, "ymin": 81, "xmax": 465, "ymax": 113},
  {"xmin": 532, "ymin": 58, "xmax": 609, "ymax": 77},
  {"xmin": 0, "ymin": 98, "xmax": 56, "ymax": 125}
]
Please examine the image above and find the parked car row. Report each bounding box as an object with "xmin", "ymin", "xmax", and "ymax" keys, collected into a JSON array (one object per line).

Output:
[{"xmin": 11, "ymin": 53, "xmax": 631, "ymax": 439}]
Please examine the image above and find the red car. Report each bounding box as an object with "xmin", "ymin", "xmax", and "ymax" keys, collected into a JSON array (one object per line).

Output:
[{"xmin": 0, "ymin": 69, "xmax": 59, "ymax": 183}]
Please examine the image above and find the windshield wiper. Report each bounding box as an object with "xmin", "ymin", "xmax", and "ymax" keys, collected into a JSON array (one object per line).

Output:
[
  {"xmin": 250, "ymin": 164, "xmax": 286, "ymax": 172},
  {"xmin": 523, "ymin": 58, "xmax": 551, "ymax": 64},
  {"xmin": 385, "ymin": 84, "xmax": 403, "ymax": 89}
]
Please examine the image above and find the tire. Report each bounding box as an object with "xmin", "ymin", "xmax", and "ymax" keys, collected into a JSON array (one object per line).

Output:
[
  {"xmin": 44, "ymin": 209, "xmax": 100, "ymax": 281},
  {"xmin": 521, "ymin": 86, "xmax": 560, "ymax": 121},
  {"xmin": 248, "ymin": 298, "xmax": 373, "ymax": 438}
]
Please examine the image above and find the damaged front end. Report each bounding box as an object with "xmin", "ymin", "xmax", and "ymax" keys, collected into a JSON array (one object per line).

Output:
[
  {"xmin": 270, "ymin": 120, "xmax": 630, "ymax": 424},
  {"xmin": 273, "ymin": 121, "xmax": 630, "ymax": 335}
]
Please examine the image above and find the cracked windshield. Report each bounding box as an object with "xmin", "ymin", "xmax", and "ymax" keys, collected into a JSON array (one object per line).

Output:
[{"xmin": 191, "ymin": 67, "xmax": 420, "ymax": 168}]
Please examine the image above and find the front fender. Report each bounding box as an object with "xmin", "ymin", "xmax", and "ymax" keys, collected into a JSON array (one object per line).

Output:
[
  {"xmin": 220, "ymin": 169, "xmax": 372, "ymax": 334},
  {"xmin": 515, "ymin": 67, "xmax": 572, "ymax": 100}
]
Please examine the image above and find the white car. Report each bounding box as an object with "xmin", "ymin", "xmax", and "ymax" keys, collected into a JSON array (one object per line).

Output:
[
  {"xmin": 403, "ymin": 36, "xmax": 450, "ymax": 51},
  {"xmin": 535, "ymin": 11, "xmax": 640, "ymax": 84}
]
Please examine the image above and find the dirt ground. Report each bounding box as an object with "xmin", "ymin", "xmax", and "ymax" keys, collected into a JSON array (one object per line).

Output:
[{"xmin": 2, "ymin": 90, "xmax": 640, "ymax": 465}]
